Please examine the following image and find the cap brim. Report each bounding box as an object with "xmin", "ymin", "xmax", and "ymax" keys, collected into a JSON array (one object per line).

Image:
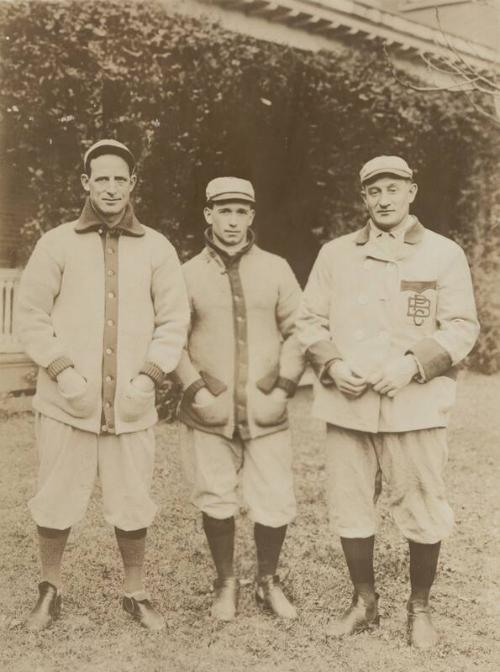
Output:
[
  {"xmin": 209, "ymin": 192, "xmax": 255, "ymax": 203},
  {"xmin": 361, "ymin": 168, "xmax": 413, "ymax": 184}
]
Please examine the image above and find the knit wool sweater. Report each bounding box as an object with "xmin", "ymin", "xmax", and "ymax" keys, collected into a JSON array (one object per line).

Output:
[{"xmin": 17, "ymin": 200, "xmax": 190, "ymax": 434}]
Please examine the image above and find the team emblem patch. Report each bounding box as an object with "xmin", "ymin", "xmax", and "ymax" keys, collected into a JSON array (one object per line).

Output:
[
  {"xmin": 401, "ymin": 280, "xmax": 436, "ymax": 327},
  {"xmin": 407, "ymin": 294, "xmax": 431, "ymax": 326}
]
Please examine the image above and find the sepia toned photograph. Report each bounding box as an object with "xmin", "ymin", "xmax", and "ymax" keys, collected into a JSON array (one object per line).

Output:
[{"xmin": 0, "ymin": 1, "xmax": 498, "ymax": 671}]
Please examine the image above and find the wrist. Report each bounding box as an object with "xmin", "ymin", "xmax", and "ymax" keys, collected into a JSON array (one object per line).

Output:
[
  {"xmin": 269, "ymin": 386, "xmax": 287, "ymax": 401},
  {"xmin": 139, "ymin": 361, "xmax": 165, "ymax": 387},
  {"xmin": 132, "ymin": 374, "xmax": 155, "ymax": 392},
  {"xmin": 48, "ymin": 357, "xmax": 75, "ymax": 381},
  {"xmin": 405, "ymin": 354, "xmax": 419, "ymax": 377},
  {"xmin": 328, "ymin": 359, "xmax": 342, "ymax": 378}
]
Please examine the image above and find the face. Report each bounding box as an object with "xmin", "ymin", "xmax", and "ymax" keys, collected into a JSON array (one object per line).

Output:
[
  {"xmin": 81, "ymin": 154, "xmax": 136, "ymax": 220},
  {"xmin": 204, "ymin": 201, "xmax": 255, "ymax": 247},
  {"xmin": 362, "ymin": 176, "xmax": 417, "ymax": 230}
]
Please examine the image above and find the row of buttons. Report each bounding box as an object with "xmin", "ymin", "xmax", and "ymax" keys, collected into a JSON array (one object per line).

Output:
[
  {"xmin": 101, "ymin": 229, "xmax": 119, "ymax": 433},
  {"xmin": 227, "ymin": 264, "xmax": 250, "ymax": 439}
]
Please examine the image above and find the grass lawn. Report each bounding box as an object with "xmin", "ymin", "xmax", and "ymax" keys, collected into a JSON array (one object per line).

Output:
[{"xmin": 0, "ymin": 371, "xmax": 499, "ymax": 672}]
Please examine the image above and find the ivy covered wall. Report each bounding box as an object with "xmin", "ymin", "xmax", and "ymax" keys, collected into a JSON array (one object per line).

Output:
[{"xmin": 1, "ymin": 0, "xmax": 498, "ymax": 372}]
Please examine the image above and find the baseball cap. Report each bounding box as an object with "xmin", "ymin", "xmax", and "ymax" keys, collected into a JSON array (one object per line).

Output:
[
  {"xmin": 206, "ymin": 177, "xmax": 255, "ymax": 204},
  {"xmin": 360, "ymin": 156, "xmax": 413, "ymax": 184},
  {"xmin": 83, "ymin": 139, "xmax": 136, "ymax": 175}
]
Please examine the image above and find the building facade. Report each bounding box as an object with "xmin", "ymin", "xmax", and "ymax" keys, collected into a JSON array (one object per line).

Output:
[{"xmin": 0, "ymin": 0, "xmax": 498, "ymax": 392}]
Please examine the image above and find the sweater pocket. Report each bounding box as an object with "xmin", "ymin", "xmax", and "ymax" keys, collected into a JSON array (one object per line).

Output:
[
  {"xmin": 118, "ymin": 381, "xmax": 156, "ymax": 423},
  {"xmin": 190, "ymin": 391, "xmax": 230, "ymax": 427},
  {"xmin": 250, "ymin": 388, "xmax": 287, "ymax": 428},
  {"xmin": 58, "ymin": 377, "xmax": 97, "ymax": 419}
]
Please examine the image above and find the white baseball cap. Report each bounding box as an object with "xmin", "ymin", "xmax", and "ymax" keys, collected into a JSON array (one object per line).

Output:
[
  {"xmin": 360, "ymin": 155, "xmax": 413, "ymax": 184},
  {"xmin": 206, "ymin": 177, "xmax": 255, "ymax": 204}
]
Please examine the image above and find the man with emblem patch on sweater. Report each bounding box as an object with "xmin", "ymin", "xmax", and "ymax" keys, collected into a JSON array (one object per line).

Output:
[
  {"xmin": 18, "ymin": 139, "xmax": 190, "ymax": 631},
  {"xmin": 175, "ymin": 176, "xmax": 305, "ymax": 621},
  {"xmin": 296, "ymin": 156, "xmax": 479, "ymax": 648}
]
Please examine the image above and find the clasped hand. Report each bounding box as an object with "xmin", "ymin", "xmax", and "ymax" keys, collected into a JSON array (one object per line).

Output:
[{"xmin": 328, "ymin": 355, "xmax": 418, "ymax": 399}]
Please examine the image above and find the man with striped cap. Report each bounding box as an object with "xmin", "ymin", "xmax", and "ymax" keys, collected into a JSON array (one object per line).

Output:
[{"xmin": 175, "ymin": 176, "xmax": 305, "ymax": 621}]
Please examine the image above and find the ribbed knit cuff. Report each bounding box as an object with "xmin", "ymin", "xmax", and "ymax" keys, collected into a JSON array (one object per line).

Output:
[
  {"xmin": 275, "ymin": 376, "xmax": 298, "ymax": 398},
  {"xmin": 47, "ymin": 357, "xmax": 74, "ymax": 381},
  {"xmin": 139, "ymin": 361, "xmax": 166, "ymax": 387}
]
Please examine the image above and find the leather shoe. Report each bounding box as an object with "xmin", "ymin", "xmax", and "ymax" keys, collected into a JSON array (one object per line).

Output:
[
  {"xmin": 26, "ymin": 581, "xmax": 61, "ymax": 632},
  {"xmin": 211, "ymin": 577, "xmax": 239, "ymax": 621},
  {"xmin": 255, "ymin": 575, "xmax": 297, "ymax": 619},
  {"xmin": 122, "ymin": 593, "xmax": 165, "ymax": 631},
  {"xmin": 327, "ymin": 591, "xmax": 379, "ymax": 637},
  {"xmin": 407, "ymin": 598, "xmax": 439, "ymax": 649}
]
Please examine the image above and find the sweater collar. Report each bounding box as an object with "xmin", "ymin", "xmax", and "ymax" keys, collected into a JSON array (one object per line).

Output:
[
  {"xmin": 204, "ymin": 227, "xmax": 255, "ymax": 266},
  {"xmin": 355, "ymin": 216, "xmax": 425, "ymax": 246},
  {"xmin": 74, "ymin": 198, "xmax": 145, "ymax": 237}
]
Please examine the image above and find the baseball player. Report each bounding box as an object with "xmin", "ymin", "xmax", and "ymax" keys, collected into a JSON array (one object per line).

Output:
[
  {"xmin": 296, "ymin": 156, "xmax": 479, "ymax": 648},
  {"xmin": 17, "ymin": 140, "xmax": 190, "ymax": 631},
  {"xmin": 175, "ymin": 177, "xmax": 305, "ymax": 621}
]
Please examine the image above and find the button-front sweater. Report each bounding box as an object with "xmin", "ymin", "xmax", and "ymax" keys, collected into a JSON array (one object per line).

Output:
[
  {"xmin": 175, "ymin": 231, "xmax": 305, "ymax": 440},
  {"xmin": 17, "ymin": 200, "xmax": 190, "ymax": 434}
]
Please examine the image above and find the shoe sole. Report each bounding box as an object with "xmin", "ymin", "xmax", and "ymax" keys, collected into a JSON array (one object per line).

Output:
[
  {"xmin": 26, "ymin": 598, "xmax": 62, "ymax": 632},
  {"xmin": 123, "ymin": 611, "xmax": 165, "ymax": 631},
  {"xmin": 327, "ymin": 616, "xmax": 380, "ymax": 638},
  {"xmin": 255, "ymin": 592, "xmax": 298, "ymax": 619}
]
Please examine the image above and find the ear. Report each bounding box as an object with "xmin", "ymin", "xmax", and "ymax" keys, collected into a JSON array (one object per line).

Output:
[
  {"xmin": 129, "ymin": 173, "xmax": 137, "ymax": 191},
  {"xmin": 81, "ymin": 173, "xmax": 90, "ymax": 192},
  {"xmin": 249, "ymin": 209, "xmax": 256, "ymax": 226},
  {"xmin": 408, "ymin": 182, "xmax": 418, "ymax": 204},
  {"xmin": 203, "ymin": 206, "xmax": 213, "ymax": 225},
  {"xmin": 360, "ymin": 187, "xmax": 368, "ymax": 206}
]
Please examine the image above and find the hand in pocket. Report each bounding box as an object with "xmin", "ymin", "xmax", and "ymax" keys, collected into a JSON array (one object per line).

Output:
[
  {"xmin": 57, "ymin": 367, "xmax": 87, "ymax": 397},
  {"xmin": 57, "ymin": 369, "xmax": 95, "ymax": 418},
  {"xmin": 191, "ymin": 391, "xmax": 229, "ymax": 426},
  {"xmin": 119, "ymin": 379, "xmax": 156, "ymax": 423},
  {"xmin": 251, "ymin": 387, "xmax": 288, "ymax": 427}
]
